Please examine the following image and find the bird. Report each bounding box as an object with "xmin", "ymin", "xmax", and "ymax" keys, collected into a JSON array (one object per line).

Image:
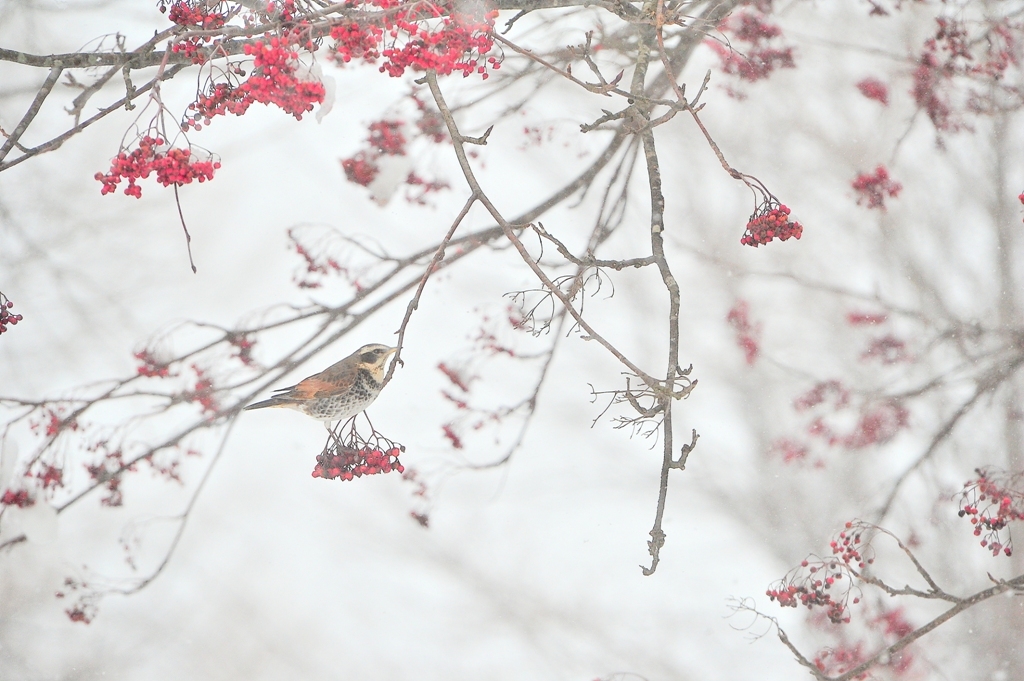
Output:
[{"xmin": 244, "ymin": 343, "xmax": 397, "ymax": 422}]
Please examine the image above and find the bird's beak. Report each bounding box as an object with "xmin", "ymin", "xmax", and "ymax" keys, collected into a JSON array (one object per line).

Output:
[{"xmin": 385, "ymin": 347, "xmax": 398, "ymax": 357}]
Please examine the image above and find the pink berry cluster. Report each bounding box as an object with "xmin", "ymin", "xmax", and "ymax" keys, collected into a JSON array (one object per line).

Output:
[
  {"xmin": 85, "ymin": 444, "xmax": 132, "ymax": 507},
  {"xmin": 135, "ymin": 350, "xmax": 171, "ymax": 378},
  {"xmin": 0, "ymin": 292, "xmax": 23, "ymax": 335},
  {"xmin": 341, "ymin": 118, "xmax": 407, "ymax": 188},
  {"xmin": 0, "ymin": 489, "xmax": 34, "ymax": 507},
  {"xmin": 187, "ymin": 364, "xmax": 219, "ymax": 415},
  {"xmin": 183, "ymin": 33, "xmax": 325, "ymax": 130},
  {"xmin": 312, "ymin": 446, "xmax": 405, "ymax": 480},
  {"xmin": 95, "ymin": 136, "xmax": 220, "ymax": 198},
  {"xmin": 328, "ymin": 1, "xmax": 500, "ymax": 79},
  {"xmin": 860, "ymin": 334, "xmax": 911, "ymax": 364},
  {"xmin": 856, "ymin": 77, "xmax": 889, "ymax": 105},
  {"xmin": 909, "ymin": 18, "xmax": 1017, "ymax": 133},
  {"xmin": 766, "ymin": 556, "xmax": 854, "ymax": 624},
  {"xmin": 726, "ymin": 300, "xmax": 760, "ymax": 365},
  {"xmin": 846, "ymin": 311, "xmax": 888, "ymax": 326},
  {"xmin": 807, "ymin": 400, "xmax": 909, "ymax": 449},
  {"xmin": 368, "ymin": 120, "xmax": 407, "ymax": 155},
  {"xmin": 707, "ymin": 11, "xmax": 795, "ymax": 83},
  {"xmin": 852, "ymin": 165, "xmax": 902, "ymax": 210},
  {"xmin": 813, "ymin": 645, "xmax": 866, "ymax": 679},
  {"xmin": 958, "ymin": 468, "xmax": 1024, "ymax": 556},
  {"xmin": 286, "ymin": 227, "xmax": 347, "ymax": 289},
  {"xmin": 769, "ymin": 437, "xmax": 810, "ymax": 464},
  {"xmin": 741, "ymin": 202, "xmax": 803, "ymax": 247},
  {"xmin": 162, "ymin": 1, "xmax": 229, "ymax": 64},
  {"xmin": 767, "ymin": 521, "xmax": 880, "ymax": 625}
]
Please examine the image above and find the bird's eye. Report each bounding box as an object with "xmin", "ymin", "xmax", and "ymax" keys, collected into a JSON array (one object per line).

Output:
[{"xmin": 361, "ymin": 352, "xmax": 376, "ymax": 363}]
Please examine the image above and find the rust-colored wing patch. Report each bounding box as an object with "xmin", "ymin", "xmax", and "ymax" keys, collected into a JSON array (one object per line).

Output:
[{"xmin": 286, "ymin": 375, "xmax": 351, "ymax": 400}]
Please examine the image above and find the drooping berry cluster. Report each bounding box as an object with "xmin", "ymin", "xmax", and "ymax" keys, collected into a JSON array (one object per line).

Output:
[
  {"xmin": 183, "ymin": 32, "xmax": 325, "ymax": 130},
  {"xmin": 766, "ymin": 555, "xmax": 855, "ymax": 624},
  {"xmin": 187, "ymin": 364, "xmax": 219, "ymax": 414},
  {"xmin": 856, "ymin": 77, "xmax": 890, "ymax": 105},
  {"xmin": 0, "ymin": 489, "xmax": 34, "ymax": 507},
  {"xmin": 95, "ymin": 136, "xmax": 220, "ymax": 198},
  {"xmin": 707, "ymin": 11, "xmax": 795, "ymax": 84},
  {"xmin": 852, "ymin": 165, "xmax": 902, "ymax": 210},
  {"xmin": 312, "ymin": 446, "xmax": 405, "ymax": 480},
  {"xmin": 0, "ymin": 292, "xmax": 23, "ymax": 335},
  {"xmin": 314, "ymin": 421, "xmax": 406, "ymax": 481},
  {"xmin": 726, "ymin": 300, "xmax": 760, "ymax": 364},
  {"xmin": 741, "ymin": 202, "xmax": 803, "ymax": 247},
  {"xmin": 328, "ymin": 2, "xmax": 500, "ymax": 79},
  {"xmin": 767, "ymin": 521, "xmax": 880, "ymax": 624},
  {"xmin": 807, "ymin": 399, "xmax": 909, "ymax": 449},
  {"xmin": 958, "ymin": 467, "xmax": 1024, "ymax": 556},
  {"xmin": 860, "ymin": 334, "xmax": 911, "ymax": 364},
  {"xmin": 135, "ymin": 349, "xmax": 172, "ymax": 378},
  {"xmin": 162, "ymin": 1, "xmax": 230, "ymax": 64}
]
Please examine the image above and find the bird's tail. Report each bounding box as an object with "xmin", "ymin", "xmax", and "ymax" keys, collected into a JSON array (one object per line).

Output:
[{"xmin": 244, "ymin": 397, "xmax": 294, "ymax": 411}]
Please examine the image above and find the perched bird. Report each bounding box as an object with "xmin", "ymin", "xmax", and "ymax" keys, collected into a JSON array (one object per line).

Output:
[{"xmin": 244, "ymin": 344, "xmax": 397, "ymax": 422}]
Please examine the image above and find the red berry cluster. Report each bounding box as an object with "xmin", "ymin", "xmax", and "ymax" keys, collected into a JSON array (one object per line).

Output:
[
  {"xmin": 856, "ymin": 77, "xmax": 889, "ymax": 105},
  {"xmin": 405, "ymin": 171, "xmax": 450, "ymax": 205},
  {"xmin": 162, "ymin": 1, "xmax": 229, "ymax": 64},
  {"xmin": 846, "ymin": 311, "xmax": 888, "ymax": 326},
  {"xmin": 0, "ymin": 489, "xmax": 35, "ymax": 508},
  {"xmin": 813, "ymin": 644, "xmax": 866, "ymax": 679},
  {"xmin": 228, "ymin": 334, "xmax": 256, "ymax": 366},
  {"xmin": 312, "ymin": 446, "xmax": 405, "ymax": 480},
  {"xmin": 707, "ymin": 11, "xmax": 795, "ymax": 83},
  {"xmin": 95, "ymin": 136, "xmax": 220, "ymax": 198},
  {"xmin": 808, "ymin": 400, "xmax": 909, "ymax": 449},
  {"xmin": 766, "ymin": 557, "xmax": 853, "ymax": 624},
  {"xmin": 795, "ymin": 380, "xmax": 850, "ymax": 411},
  {"xmin": 769, "ymin": 437, "xmax": 809, "ymax": 464},
  {"xmin": 368, "ymin": 120, "xmax": 407, "ymax": 155},
  {"xmin": 165, "ymin": 1, "xmax": 227, "ymax": 28},
  {"xmin": 0, "ymin": 293, "xmax": 23, "ymax": 334},
  {"xmin": 860, "ymin": 334, "xmax": 911, "ymax": 364},
  {"xmin": 187, "ymin": 364, "xmax": 219, "ymax": 415},
  {"xmin": 852, "ymin": 165, "xmax": 902, "ymax": 210},
  {"xmin": 330, "ymin": 21, "xmax": 384, "ymax": 63},
  {"xmin": 327, "ymin": 2, "xmax": 500, "ymax": 79},
  {"xmin": 341, "ymin": 153, "xmax": 380, "ymax": 187},
  {"xmin": 85, "ymin": 443, "xmax": 133, "ymax": 507},
  {"xmin": 958, "ymin": 468, "xmax": 1024, "ymax": 556},
  {"xmin": 741, "ymin": 202, "xmax": 802, "ymax": 247},
  {"xmin": 830, "ymin": 521, "xmax": 875, "ymax": 570},
  {"xmin": 28, "ymin": 407, "xmax": 79, "ymax": 438},
  {"xmin": 286, "ymin": 226, "xmax": 347, "ymax": 289},
  {"xmin": 37, "ymin": 464, "xmax": 63, "ymax": 489},
  {"xmin": 183, "ymin": 33, "xmax": 325, "ymax": 129},
  {"xmin": 726, "ymin": 300, "xmax": 760, "ymax": 365},
  {"xmin": 340, "ymin": 118, "xmax": 407, "ymax": 189},
  {"xmin": 135, "ymin": 350, "xmax": 171, "ymax": 378}
]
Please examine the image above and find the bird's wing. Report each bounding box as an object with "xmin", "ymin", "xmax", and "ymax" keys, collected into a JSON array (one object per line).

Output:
[
  {"xmin": 317, "ymin": 359, "xmax": 360, "ymax": 389},
  {"xmin": 285, "ymin": 364, "xmax": 357, "ymax": 399}
]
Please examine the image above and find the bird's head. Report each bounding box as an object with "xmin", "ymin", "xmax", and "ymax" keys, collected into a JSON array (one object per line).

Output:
[{"xmin": 355, "ymin": 343, "xmax": 398, "ymax": 380}]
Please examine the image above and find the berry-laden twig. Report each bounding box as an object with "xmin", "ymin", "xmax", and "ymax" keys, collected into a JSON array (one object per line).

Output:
[
  {"xmin": 0, "ymin": 291, "xmax": 24, "ymax": 335},
  {"xmin": 313, "ymin": 416, "xmax": 406, "ymax": 481}
]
